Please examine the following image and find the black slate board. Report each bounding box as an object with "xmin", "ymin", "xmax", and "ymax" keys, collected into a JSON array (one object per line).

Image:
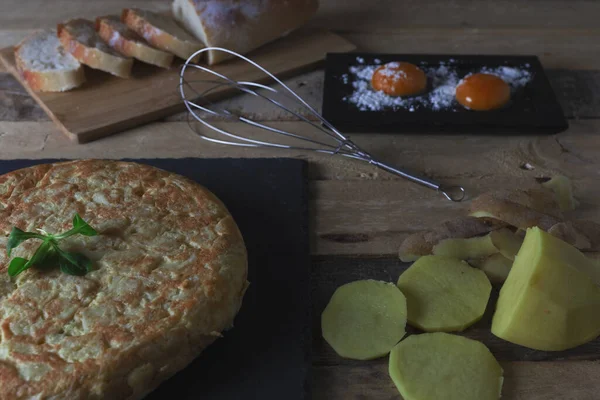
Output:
[
  {"xmin": 322, "ymin": 53, "xmax": 568, "ymax": 134},
  {"xmin": 0, "ymin": 158, "xmax": 310, "ymax": 400}
]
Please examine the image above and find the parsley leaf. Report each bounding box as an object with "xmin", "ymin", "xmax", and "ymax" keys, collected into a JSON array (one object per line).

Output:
[
  {"xmin": 5, "ymin": 214, "xmax": 98, "ymax": 277},
  {"xmin": 7, "ymin": 227, "xmax": 45, "ymax": 257}
]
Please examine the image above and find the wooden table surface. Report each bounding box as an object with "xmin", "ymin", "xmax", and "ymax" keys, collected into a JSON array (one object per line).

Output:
[{"xmin": 1, "ymin": 1, "xmax": 600, "ymax": 399}]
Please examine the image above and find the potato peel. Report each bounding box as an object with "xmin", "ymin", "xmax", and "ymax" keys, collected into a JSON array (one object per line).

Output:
[{"xmin": 399, "ymin": 216, "xmax": 504, "ymax": 262}]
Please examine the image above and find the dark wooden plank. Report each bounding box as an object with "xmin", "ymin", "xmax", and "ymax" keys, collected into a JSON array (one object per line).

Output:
[
  {"xmin": 345, "ymin": 31, "xmax": 600, "ymax": 70},
  {"xmin": 0, "ymin": 72, "xmax": 47, "ymax": 121},
  {"xmin": 313, "ymin": 362, "xmax": 600, "ymax": 400},
  {"xmin": 1, "ymin": 68, "xmax": 599, "ymax": 122},
  {"xmin": 3, "ymin": 0, "xmax": 600, "ymax": 31},
  {"xmin": 547, "ymin": 69, "xmax": 600, "ymax": 119},
  {"xmin": 311, "ymin": 257, "xmax": 600, "ymax": 366}
]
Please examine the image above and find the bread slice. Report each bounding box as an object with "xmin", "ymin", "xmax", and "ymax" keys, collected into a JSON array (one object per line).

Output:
[
  {"xmin": 122, "ymin": 8, "xmax": 203, "ymax": 60},
  {"xmin": 172, "ymin": 0, "xmax": 319, "ymax": 65},
  {"xmin": 96, "ymin": 15, "xmax": 174, "ymax": 68},
  {"xmin": 57, "ymin": 18, "xmax": 133, "ymax": 78},
  {"xmin": 14, "ymin": 29, "xmax": 85, "ymax": 92}
]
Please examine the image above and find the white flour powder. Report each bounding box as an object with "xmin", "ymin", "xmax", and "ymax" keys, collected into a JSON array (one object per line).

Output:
[{"xmin": 343, "ymin": 59, "xmax": 532, "ymax": 112}]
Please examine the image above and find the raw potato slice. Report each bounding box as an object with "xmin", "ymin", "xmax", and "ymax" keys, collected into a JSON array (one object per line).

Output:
[
  {"xmin": 492, "ymin": 227, "xmax": 600, "ymax": 351},
  {"xmin": 432, "ymin": 234, "xmax": 498, "ymax": 260},
  {"xmin": 489, "ymin": 228, "xmax": 524, "ymax": 260},
  {"xmin": 321, "ymin": 280, "xmax": 407, "ymax": 360},
  {"xmin": 397, "ymin": 256, "xmax": 492, "ymax": 332},
  {"xmin": 470, "ymin": 254, "xmax": 513, "ymax": 284},
  {"xmin": 389, "ymin": 333, "xmax": 503, "ymax": 400},
  {"xmin": 542, "ymin": 175, "xmax": 579, "ymax": 211}
]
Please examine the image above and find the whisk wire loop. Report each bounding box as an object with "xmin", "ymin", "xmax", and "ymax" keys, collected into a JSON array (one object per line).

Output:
[{"xmin": 179, "ymin": 47, "xmax": 466, "ymax": 202}]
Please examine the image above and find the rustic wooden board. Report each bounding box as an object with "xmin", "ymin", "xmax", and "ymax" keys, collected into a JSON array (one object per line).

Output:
[
  {"xmin": 3, "ymin": 0, "xmax": 600, "ymax": 31},
  {"xmin": 2, "ymin": 68, "xmax": 600, "ymax": 123},
  {"xmin": 1, "ymin": 119, "xmax": 599, "ymax": 258},
  {"xmin": 0, "ymin": 30, "xmax": 355, "ymax": 143},
  {"xmin": 312, "ymin": 362, "xmax": 600, "ymax": 400},
  {"xmin": 2, "ymin": 1, "xmax": 600, "ymax": 398}
]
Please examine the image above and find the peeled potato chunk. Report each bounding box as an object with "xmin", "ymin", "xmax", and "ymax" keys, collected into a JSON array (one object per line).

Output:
[
  {"xmin": 432, "ymin": 234, "xmax": 498, "ymax": 260},
  {"xmin": 470, "ymin": 253, "xmax": 513, "ymax": 284},
  {"xmin": 389, "ymin": 333, "xmax": 503, "ymax": 400},
  {"xmin": 321, "ymin": 280, "xmax": 407, "ymax": 360},
  {"xmin": 489, "ymin": 228, "xmax": 524, "ymax": 260},
  {"xmin": 492, "ymin": 227, "xmax": 600, "ymax": 351},
  {"xmin": 397, "ymin": 255, "xmax": 492, "ymax": 332}
]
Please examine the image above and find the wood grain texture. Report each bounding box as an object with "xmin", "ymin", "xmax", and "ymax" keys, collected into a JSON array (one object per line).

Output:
[
  {"xmin": 313, "ymin": 362, "xmax": 600, "ymax": 400},
  {"xmin": 0, "ymin": 30, "xmax": 355, "ymax": 143},
  {"xmin": 0, "ymin": 120, "xmax": 598, "ymax": 256},
  {"xmin": 313, "ymin": 0, "xmax": 600, "ymax": 31},
  {"xmin": 345, "ymin": 31, "xmax": 600, "ymax": 70},
  {"xmin": 2, "ymin": 0, "xmax": 600, "ymax": 30},
  {"xmin": 2, "ymin": 68, "xmax": 599, "ymax": 123}
]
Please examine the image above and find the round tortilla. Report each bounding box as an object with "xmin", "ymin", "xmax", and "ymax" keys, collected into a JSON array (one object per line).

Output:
[{"xmin": 0, "ymin": 160, "xmax": 248, "ymax": 399}]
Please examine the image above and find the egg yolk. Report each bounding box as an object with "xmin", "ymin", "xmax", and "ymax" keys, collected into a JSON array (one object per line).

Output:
[
  {"xmin": 371, "ymin": 62, "xmax": 427, "ymax": 97},
  {"xmin": 455, "ymin": 73, "xmax": 511, "ymax": 111}
]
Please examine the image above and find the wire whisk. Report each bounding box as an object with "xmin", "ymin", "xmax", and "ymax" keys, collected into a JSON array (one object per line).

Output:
[{"xmin": 179, "ymin": 47, "xmax": 466, "ymax": 202}]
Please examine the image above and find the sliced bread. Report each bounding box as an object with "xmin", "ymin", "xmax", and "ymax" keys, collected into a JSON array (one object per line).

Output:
[
  {"xmin": 172, "ymin": 0, "xmax": 319, "ymax": 65},
  {"xmin": 96, "ymin": 15, "xmax": 174, "ymax": 69},
  {"xmin": 14, "ymin": 29, "xmax": 85, "ymax": 92},
  {"xmin": 122, "ymin": 8, "xmax": 203, "ymax": 60},
  {"xmin": 57, "ymin": 18, "xmax": 133, "ymax": 78}
]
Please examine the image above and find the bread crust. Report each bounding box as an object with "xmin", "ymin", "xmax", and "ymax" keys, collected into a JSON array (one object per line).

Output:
[
  {"xmin": 96, "ymin": 16, "xmax": 174, "ymax": 69},
  {"xmin": 172, "ymin": 0, "xmax": 319, "ymax": 65},
  {"xmin": 0, "ymin": 160, "xmax": 248, "ymax": 400},
  {"xmin": 122, "ymin": 9, "xmax": 203, "ymax": 60},
  {"xmin": 58, "ymin": 19, "xmax": 134, "ymax": 78},
  {"xmin": 14, "ymin": 30, "xmax": 85, "ymax": 92}
]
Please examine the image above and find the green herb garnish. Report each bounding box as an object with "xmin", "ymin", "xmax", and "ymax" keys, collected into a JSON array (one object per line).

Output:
[{"xmin": 7, "ymin": 214, "xmax": 98, "ymax": 277}]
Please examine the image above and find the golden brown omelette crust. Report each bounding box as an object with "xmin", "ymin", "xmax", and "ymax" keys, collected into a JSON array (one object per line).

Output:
[{"xmin": 0, "ymin": 160, "xmax": 248, "ymax": 400}]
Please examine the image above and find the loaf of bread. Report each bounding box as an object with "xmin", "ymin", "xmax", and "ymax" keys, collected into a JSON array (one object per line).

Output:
[
  {"xmin": 58, "ymin": 19, "xmax": 134, "ymax": 78},
  {"xmin": 172, "ymin": 0, "xmax": 319, "ymax": 65},
  {"xmin": 14, "ymin": 30, "xmax": 85, "ymax": 92}
]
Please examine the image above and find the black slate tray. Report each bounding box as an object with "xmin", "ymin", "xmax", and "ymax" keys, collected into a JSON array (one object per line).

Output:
[
  {"xmin": 0, "ymin": 158, "xmax": 310, "ymax": 400},
  {"xmin": 322, "ymin": 53, "xmax": 568, "ymax": 134}
]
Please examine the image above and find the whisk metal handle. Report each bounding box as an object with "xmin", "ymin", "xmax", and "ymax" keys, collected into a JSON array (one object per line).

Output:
[{"xmin": 369, "ymin": 160, "xmax": 466, "ymax": 202}]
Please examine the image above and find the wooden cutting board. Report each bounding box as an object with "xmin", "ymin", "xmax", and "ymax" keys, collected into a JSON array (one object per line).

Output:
[{"xmin": 0, "ymin": 30, "xmax": 355, "ymax": 143}]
